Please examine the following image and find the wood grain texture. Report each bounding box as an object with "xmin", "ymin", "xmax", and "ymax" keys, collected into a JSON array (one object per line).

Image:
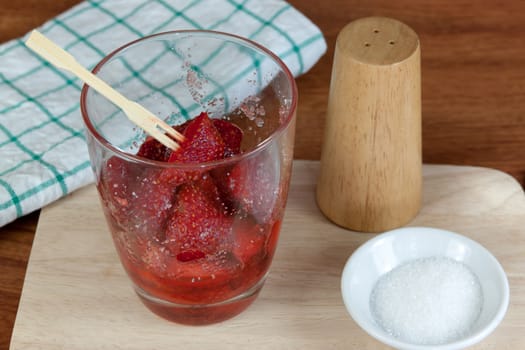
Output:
[
  {"xmin": 2, "ymin": 0, "xmax": 525, "ymax": 347},
  {"xmin": 0, "ymin": 212, "xmax": 37, "ymax": 350},
  {"xmin": 287, "ymin": 0, "xmax": 525, "ymax": 185},
  {"xmin": 317, "ymin": 17, "xmax": 421, "ymax": 232},
  {"xmin": 10, "ymin": 160, "xmax": 525, "ymax": 349}
]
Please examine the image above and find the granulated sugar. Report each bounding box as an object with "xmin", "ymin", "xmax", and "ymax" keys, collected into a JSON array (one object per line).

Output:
[{"xmin": 370, "ymin": 256, "xmax": 483, "ymax": 345}]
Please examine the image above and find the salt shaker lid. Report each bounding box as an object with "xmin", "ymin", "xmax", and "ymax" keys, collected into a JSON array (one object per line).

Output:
[{"xmin": 336, "ymin": 16, "xmax": 419, "ymax": 66}]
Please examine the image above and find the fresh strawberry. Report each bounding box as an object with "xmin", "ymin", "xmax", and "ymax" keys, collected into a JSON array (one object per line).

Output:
[
  {"xmin": 100, "ymin": 156, "xmax": 142, "ymax": 224},
  {"xmin": 157, "ymin": 166, "xmax": 201, "ymax": 188},
  {"xmin": 100, "ymin": 154, "xmax": 178, "ymax": 240},
  {"xmin": 102, "ymin": 156, "xmax": 134, "ymax": 205},
  {"xmin": 158, "ymin": 113, "xmax": 226, "ymax": 187},
  {"xmin": 212, "ymin": 119, "xmax": 243, "ymax": 157},
  {"xmin": 136, "ymin": 120, "xmax": 192, "ymax": 161},
  {"xmin": 127, "ymin": 171, "xmax": 177, "ymax": 239},
  {"xmin": 216, "ymin": 151, "xmax": 279, "ymax": 223},
  {"xmin": 165, "ymin": 176, "xmax": 232, "ymax": 257},
  {"xmin": 136, "ymin": 136, "xmax": 170, "ymax": 161},
  {"xmin": 173, "ymin": 119, "xmax": 192, "ymax": 134},
  {"xmin": 168, "ymin": 112, "xmax": 225, "ymax": 163}
]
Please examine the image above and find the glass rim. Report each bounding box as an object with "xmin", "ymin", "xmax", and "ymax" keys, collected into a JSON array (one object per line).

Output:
[{"xmin": 80, "ymin": 29, "xmax": 298, "ymax": 170}]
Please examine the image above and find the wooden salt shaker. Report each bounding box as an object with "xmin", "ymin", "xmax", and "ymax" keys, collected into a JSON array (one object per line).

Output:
[{"xmin": 316, "ymin": 17, "xmax": 422, "ymax": 233}]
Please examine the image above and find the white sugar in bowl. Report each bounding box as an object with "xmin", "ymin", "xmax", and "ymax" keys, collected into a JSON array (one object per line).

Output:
[{"xmin": 341, "ymin": 227, "xmax": 509, "ymax": 350}]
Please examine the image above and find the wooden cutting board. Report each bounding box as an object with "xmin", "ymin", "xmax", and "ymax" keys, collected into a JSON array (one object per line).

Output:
[{"xmin": 10, "ymin": 161, "xmax": 525, "ymax": 349}]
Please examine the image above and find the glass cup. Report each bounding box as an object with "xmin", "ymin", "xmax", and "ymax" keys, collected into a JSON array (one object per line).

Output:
[{"xmin": 80, "ymin": 31, "xmax": 297, "ymax": 325}]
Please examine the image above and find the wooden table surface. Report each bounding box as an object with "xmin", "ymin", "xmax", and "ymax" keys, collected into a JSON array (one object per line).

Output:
[{"xmin": 1, "ymin": 1, "xmax": 524, "ymax": 348}]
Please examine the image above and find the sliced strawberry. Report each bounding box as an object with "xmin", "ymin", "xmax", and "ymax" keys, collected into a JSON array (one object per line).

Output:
[
  {"xmin": 212, "ymin": 119, "xmax": 243, "ymax": 157},
  {"xmin": 158, "ymin": 113, "xmax": 226, "ymax": 187},
  {"xmin": 157, "ymin": 167, "xmax": 200, "ymax": 188},
  {"xmin": 136, "ymin": 136, "xmax": 170, "ymax": 161},
  {"xmin": 136, "ymin": 118, "xmax": 193, "ymax": 162},
  {"xmin": 127, "ymin": 171, "xmax": 177, "ymax": 239},
  {"xmin": 216, "ymin": 151, "xmax": 279, "ymax": 223},
  {"xmin": 168, "ymin": 112, "xmax": 225, "ymax": 163},
  {"xmin": 173, "ymin": 119, "xmax": 192, "ymax": 134},
  {"xmin": 100, "ymin": 156, "xmax": 142, "ymax": 223},
  {"xmin": 165, "ymin": 176, "xmax": 232, "ymax": 256},
  {"xmin": 101, "ymin": 159, "xmax": 177, "ymax": 239},
  {"xmin": 102, "ymin": 156, "xmax": 135, "ymax": 204}
]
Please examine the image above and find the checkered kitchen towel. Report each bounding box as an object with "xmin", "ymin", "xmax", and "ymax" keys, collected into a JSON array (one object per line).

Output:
[{"xmin": 0, "ymin": 0, "xmax": 326, "ymax": 227}]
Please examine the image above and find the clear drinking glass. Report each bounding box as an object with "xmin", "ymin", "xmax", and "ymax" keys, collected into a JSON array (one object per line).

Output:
[{"xmin": 80, "ymin": 31, "xmax": 297, "ymax": 325}]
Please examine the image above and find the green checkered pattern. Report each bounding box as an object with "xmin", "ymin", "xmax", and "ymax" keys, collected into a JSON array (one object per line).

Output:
[{"xmin": 0, "ymin": 0, "xmax": 326, "ymax": 227}]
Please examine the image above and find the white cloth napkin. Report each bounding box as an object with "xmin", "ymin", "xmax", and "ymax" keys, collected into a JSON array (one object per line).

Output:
[{"xmin": 0, "ymin": 0, "xmax": 326, "ymax": 227}]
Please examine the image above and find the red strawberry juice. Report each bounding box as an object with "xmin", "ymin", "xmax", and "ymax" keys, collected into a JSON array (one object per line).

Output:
[{"xmin": 97, "ymin": 112, "xmax": 290, "ymax": 325}]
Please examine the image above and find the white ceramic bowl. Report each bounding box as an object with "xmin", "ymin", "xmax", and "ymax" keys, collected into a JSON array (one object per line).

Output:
[{"xmin": 341, "ymin": 226, "xmax": 509, "ymax": 350}]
